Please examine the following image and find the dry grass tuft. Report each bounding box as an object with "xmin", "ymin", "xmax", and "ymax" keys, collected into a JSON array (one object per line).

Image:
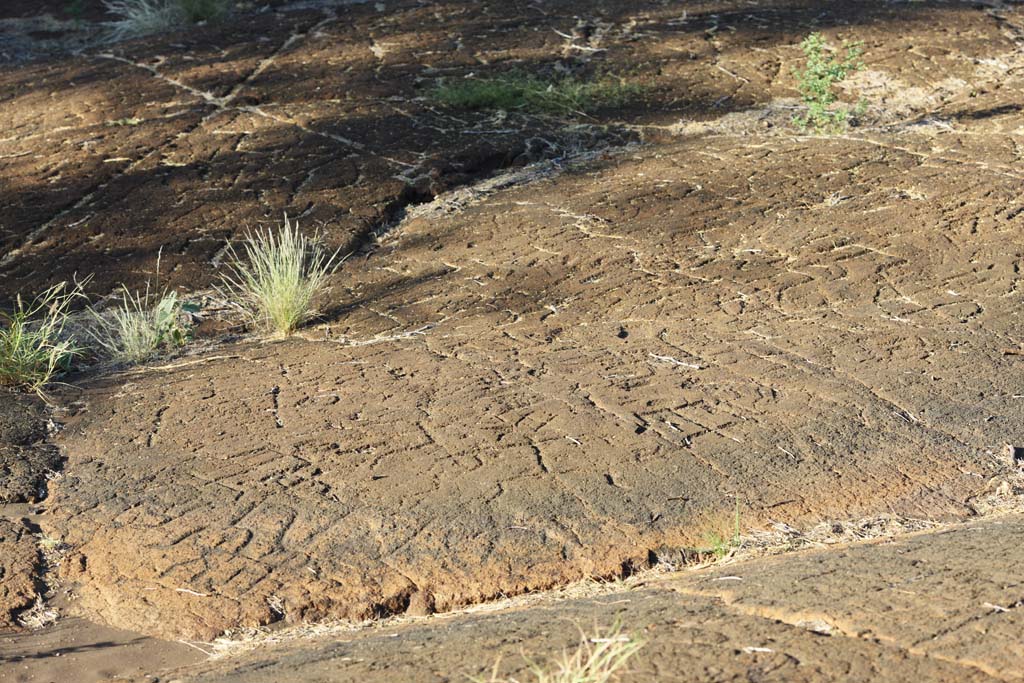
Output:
[
  {"xmin": 476, "ymin": 623, "xmax": 644, "ymax": 683},
  {"xmin": 696, "ymin": 500, "xmax": 742, "ymax": 561},
  {"xmin": 102, "ymin": 0, "xmax": 184, "ymax": 41},
  {"xmin": 101, "ymin": 0, "xmax": 227, "ymax": 41},
  {"xmin": 16, "ymin": 596, "xmax": 59, "ymax": 630},
  {"xmin": 89, "ymin": 287, "xmax": 191, "ymax": 364},
  {"xmin": 219, "ymin": 216, "xmax": 341, "ymax": 337}
]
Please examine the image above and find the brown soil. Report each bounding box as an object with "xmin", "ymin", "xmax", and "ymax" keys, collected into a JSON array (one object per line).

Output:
[{"xmin": 1, "ymin": 0, "xmax": 1023, "ymax": 676}]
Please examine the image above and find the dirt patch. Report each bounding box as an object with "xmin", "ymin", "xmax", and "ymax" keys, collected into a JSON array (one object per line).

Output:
[
  {"xmin": 0, "ymin": 389, "xmax": 60, "ymax": 505},
  {"xmin": 0, "ymin": 519, "xmax": 40, "ymax": 628},
  {"xmin": 677, "ymin": 516, "xmax": 1024, "ymax": 681},
  {"xmin": 0, "ymin": 0, "xmax": 109, "ymax": 21},
  {"xmin": 0, "ymin": 615, "xmax": 206, "ymax": 683},
  {"xmin": 0, "ymin": 389, "xmax": 45, "ymax": 445},
  {"xmin": 0, "ymin": 445, "xmax": 61, "ymax": 505}
]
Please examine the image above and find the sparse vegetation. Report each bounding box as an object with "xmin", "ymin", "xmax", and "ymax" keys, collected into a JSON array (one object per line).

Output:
[
  {"xmin": 88, "ymin": 287, "xmax": 192, "ymax": 364},
  {"xmin": 699, "ymin": 501, "xmax": 742, "ymax": 560},
  {"xmin": 430, "ymin": 72, "xmax": 641, "ymax": 115},
  {"xmin": 476, "ymin": 623, "xmax": 644, "ymax": 683},
  {"xmin": 793, "ymin": 32, "xmax": 865, "ymax": 133},
  {"xmin": 36, "ymin": 533, "xmax": 66, "ymax": 554},
  {"xmin": 88, "ymin": 251, "xmax": 193, "ymax": 364},
  {"xmin": 0, "ymin": 283, "xmax": 84, "ymax": 394},
  {"xmin": 16, "ymin": 596, "xmax": 59, "ymax": 630},
  {"xmin": 102, "ymin": 0, "xmax": 228, "ymax": 41},
  {"xmin": 219, "ymin": 216, "xmax": 342, "ymax": 337}
]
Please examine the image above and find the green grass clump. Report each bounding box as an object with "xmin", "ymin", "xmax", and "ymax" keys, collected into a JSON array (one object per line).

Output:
[
  {"xmin": 220, "ymin": 216, "xmax": 341, "ymax": 337},
  {"xmin": 793, "ymin": 32, "xmax": 865, "ymax": 133},
  {"xmin": 0, "ymin": 283, "xmax": 84, "ymax": 393},
  {"xmin": 430, "ymin": 72, "xmax": 640, "ymax": 115},
  {"xmin": 89, "ymin": 287, "xmax": 192, "ymax": 364}
]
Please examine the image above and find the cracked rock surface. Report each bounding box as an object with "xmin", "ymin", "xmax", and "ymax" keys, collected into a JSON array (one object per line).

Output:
[
  {"xmin": 49, "ymin": 115, "xmax": 1024, "ymax": 638},
  {"xmin": 0, "ymin": 389, "xmax": 59, "ymax": 505},
  {"xmin": 1, "ymin": 0, "xmax": 1023, "ymax": 655},
  {"xmin": 144, "ymin": 513, "xmax": 1024, "ymax": 683}
]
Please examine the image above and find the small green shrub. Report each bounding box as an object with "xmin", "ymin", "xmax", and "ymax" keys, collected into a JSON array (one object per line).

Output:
[
  {"xmin": 430, "ymin": 72, "xmax": 640, "ymax": 115},
  {"xmin": 793, "ymin": 32, "xmax": 865, "ymax": 133},
  {"xmin": 89, "ymin": 287, "xmax": 192, "ymax": 364},
  {"xmin": 0, "ymin": 283, "xmax": 84, "ymax": 393},
  {"xmin": 219, "ymin": 216, "xmax": 341, "ymax": 337}
]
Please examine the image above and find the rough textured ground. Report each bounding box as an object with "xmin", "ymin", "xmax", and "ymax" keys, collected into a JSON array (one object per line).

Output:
[
  {"xmin": 3, "ymin": 0, "xmax": 1017, "ymax": 298},
  {"xmin": 0, "ymin": 390, "xmax": 58, "ymax": 505},
  {"xmin": 48, "ymin": 94, "xmax": 1024, "ymax": 641},
  {"xmin": 0, "ymin": 0, "xmax": 1015, "ymax": 643},
  {"xmin": 3, "ymin": 0, "xmax": 645, "ymax": 301},
  {"xmin": 126, "ymin": 512, "xmax": 1024, "ymax": 683},
  {"xmin": 1, "ymin": 0, "xmax": 1024, "ymax": 669},
  {"xmin": 0, "ymin": 519, "xmax": 39, "ymax": 629}
]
